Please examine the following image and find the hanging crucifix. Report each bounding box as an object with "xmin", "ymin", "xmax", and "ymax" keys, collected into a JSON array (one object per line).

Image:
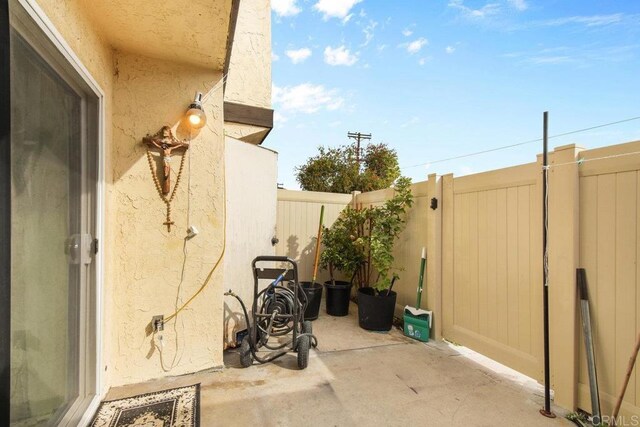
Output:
[{"xmin": 143, "ymin": 126, "xmax": 189, "ymax": 231}]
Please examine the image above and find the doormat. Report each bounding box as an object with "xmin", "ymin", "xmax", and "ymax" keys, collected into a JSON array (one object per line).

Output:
[{"xmin": 90, "ymin": 384, "xmax": 200, "ymax": 427}]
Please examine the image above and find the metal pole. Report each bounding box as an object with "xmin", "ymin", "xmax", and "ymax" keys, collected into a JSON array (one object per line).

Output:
[{"xmin": 540, "ymin": 111, "xmax": 556, "ymax": 418}]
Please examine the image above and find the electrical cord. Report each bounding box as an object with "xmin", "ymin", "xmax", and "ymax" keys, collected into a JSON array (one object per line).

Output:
[
  {"xmin": 152, "ymin": 72, "xmax": 229, "ymax": 367},
  {"xmin": 163, "ymin": 125, "xmax": 227, "ymax": 325}
]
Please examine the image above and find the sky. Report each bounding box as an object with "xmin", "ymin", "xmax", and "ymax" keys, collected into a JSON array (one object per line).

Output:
[{"xmin": 267, "ymin": 0, "xmax": 640, "ymax": 189}]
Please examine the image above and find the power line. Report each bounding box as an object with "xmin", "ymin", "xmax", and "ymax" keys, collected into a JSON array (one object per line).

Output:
[{"xmin": 401, "ymin": 115, "xmax": 640, "ymax": 170}]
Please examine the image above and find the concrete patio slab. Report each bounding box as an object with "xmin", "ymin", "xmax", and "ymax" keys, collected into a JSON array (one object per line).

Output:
[{"xmin": 104, "ymin": 302, "xmax": 572, "ymax": 426}]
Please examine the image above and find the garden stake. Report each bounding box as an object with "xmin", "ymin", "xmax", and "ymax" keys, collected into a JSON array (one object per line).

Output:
[
  {"xmin": 611, "ymin": 331, "xmax": 640, "ymax": 426},
  {"xmin": 386, "ymin": 276, "xmax": 397, "ymax": 296},
  {"xmin": 311, "ymin": 205, "xmax": 325, "ymax": 283},
  {"xmin": 577, "ymin": 269, "xmax": 601, "ymax": 424}
]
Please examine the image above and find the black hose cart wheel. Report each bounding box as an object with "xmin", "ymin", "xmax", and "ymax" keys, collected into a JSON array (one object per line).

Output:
[
  {"xmin": 297, "ymin": 335, "xmax": 310, "ymax": 369},
  {"xmin": 239, "ymin": 336, "xmax": 252, "ymax": 368}
]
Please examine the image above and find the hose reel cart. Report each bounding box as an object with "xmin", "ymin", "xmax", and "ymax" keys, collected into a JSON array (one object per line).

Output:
[{"xmin": 225, "ymin": 256, "xmax": 318, "ymax": 369}]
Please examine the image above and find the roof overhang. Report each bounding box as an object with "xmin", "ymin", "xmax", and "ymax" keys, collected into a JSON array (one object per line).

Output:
[
  {"xmin": 224, "ymin": 101, "xmax": 273, "ymax": 145},
  {"xmin": 84, "ymin": 0, "xmax": 236, "ymax": 70}
]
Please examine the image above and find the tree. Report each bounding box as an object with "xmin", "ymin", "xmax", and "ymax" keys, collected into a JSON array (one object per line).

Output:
[
  {"xmin": 320, "ymin": 176, "xmax": 414, "ymax": 291},
  {"xmin": 296, "ymin": 141, "xmax": 400, "ymax": 193}
]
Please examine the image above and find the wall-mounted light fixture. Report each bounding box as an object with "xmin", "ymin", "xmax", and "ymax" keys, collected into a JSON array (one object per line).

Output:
[{"xmin": 186, "ymin": 92, "xmax": 206, "ymax": 129}]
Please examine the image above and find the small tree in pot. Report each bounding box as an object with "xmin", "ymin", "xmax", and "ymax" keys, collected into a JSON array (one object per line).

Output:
[
  {"xmin": 320, "ymin": 177, "xmax": 413, "ymax": 327},
  {"xmin": 352, "ymin": 177, "xmax": 413, "ymax": 330},
  {"xmin": 319, "ymin": 210, "xmax": 364, "ymax": 316},
  {"xmin": 357, "ymin": 176, "xmax": 413, "ymax": 291}
]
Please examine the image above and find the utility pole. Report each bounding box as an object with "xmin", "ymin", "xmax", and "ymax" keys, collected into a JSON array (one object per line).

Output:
[{"xmin": 347, "ymin": 131, "xmax": 372, "ymax": 164}]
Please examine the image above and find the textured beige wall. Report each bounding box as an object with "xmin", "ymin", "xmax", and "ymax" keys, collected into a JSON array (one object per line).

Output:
[
  {"xmin": 83, "ymin": 0, "xmax": 231, "ymax": 69},
  {"xmin": 31, "ymin": 0, "xmax": 228, "ymax": 389},
  {"xmin": 225, "ymin": 122, "xmax": 270, "ymax": 145},
  {"xmin": 224, "ymin": 0, "xmax": 272, "ymax": 109},
  {"xmin": 110, "ymin": 52, "xmax": 225, "ymax": 386}
]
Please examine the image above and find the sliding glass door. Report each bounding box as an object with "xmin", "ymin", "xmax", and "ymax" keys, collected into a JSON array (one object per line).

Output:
[{"xmin": 5, "ymin": 1, "xmax": 99, "ymax": 425}]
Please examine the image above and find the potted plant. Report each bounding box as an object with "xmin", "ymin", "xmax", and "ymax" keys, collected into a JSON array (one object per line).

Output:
[
  {"xmin": 352, "ymin": 177, "xmax": 413, "ymax": 331},
  {"xmin": 319, "ymin": 211, "xmax": 364, "ymax": 316}
]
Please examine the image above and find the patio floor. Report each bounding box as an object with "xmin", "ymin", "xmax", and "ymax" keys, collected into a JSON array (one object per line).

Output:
[{"xmin": 105, "ymin": 302, "xmax": 572, "ymax": 426}]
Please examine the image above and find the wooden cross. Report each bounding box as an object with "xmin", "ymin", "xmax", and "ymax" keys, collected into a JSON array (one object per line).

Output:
[{"xmin": 143, "ymin": 126, "xmax": 189, "ymax": 195}]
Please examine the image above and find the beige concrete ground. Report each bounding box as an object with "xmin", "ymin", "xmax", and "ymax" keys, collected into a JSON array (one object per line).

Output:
[{"xmin": 105, "ymin": 302, "xmax": 572, "ymax": 426}]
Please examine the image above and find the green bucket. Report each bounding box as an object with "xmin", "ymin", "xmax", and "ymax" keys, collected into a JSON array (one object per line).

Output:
[{"xmin": 403, "ymin": 306, "xmax": 431, "ymax": 342}]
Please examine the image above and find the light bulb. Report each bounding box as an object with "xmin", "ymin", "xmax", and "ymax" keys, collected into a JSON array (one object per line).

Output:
[
  {"xmin": 188, "ymin": 111, "xmax": 202, "ymax": 126},
  {"xmin": 185, "ymin": 92, "xmax": 206, "ymax": 129}
]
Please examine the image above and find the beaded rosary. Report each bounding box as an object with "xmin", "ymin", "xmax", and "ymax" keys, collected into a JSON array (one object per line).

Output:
[{"xmin": 143, "ymin": 126, "xmax": 189, "ymax": 231}]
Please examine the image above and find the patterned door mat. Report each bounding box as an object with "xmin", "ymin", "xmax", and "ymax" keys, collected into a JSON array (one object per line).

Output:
[{"xmin": 91, "ymin": 384, "xmax": 200, "ymax": 427}]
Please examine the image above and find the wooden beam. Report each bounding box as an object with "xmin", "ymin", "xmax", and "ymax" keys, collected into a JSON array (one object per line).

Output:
[{"xmin": 224, "ymin": 101, "xmax": 274, "ymax": 129}]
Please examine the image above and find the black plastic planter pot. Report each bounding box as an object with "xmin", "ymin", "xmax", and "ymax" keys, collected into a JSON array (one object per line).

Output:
[
  {"xmin": 298, "ymin": 281, "xmax": 323, "ymax": 321},
  {"xmin": 324, "ymin": 281, "xmax": 352, "ymax": 316},
  {"xmin": 357, "ymin": 287, "xmax": 397, "ymax": 331}
]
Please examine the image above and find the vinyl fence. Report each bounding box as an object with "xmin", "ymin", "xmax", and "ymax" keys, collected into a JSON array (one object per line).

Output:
[{"xmin": 276, "ymin": 140, "xmax": 640, "ymax": 418}]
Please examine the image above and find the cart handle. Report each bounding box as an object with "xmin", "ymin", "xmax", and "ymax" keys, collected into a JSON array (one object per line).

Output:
[{"xmin": 252, "ymin": 255, "xmax": 297, "ymax": 265}]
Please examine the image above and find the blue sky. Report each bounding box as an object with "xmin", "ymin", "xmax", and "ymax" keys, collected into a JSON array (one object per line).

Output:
[{"xmin": 267, "ymin": 0, "xmax": 640, "ymax": 189}]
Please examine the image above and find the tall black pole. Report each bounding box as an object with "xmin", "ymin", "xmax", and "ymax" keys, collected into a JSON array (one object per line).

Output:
[{"xmin": 540, "ymin": 111, "xmax": 556, "ymax": 418}]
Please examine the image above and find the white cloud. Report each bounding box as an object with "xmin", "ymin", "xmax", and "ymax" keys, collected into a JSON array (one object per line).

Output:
[
  {"xmin": 314, "ymin": 0, "xmax": 362, "ymax": 20},
  {"xmin": 324, "ymin": 45, "xmax": 358, "ymax": 66},
  {"xmin": 272, "ymin": 52, "xmax": 280, "ymax": 61},
  {"xmin": 274, "ymin": 111, "xmax": 288, "ymax": 124},
  {"xmin": 508, "ymin": 0, "xmax": 528, "ymax": 11},
  {"xmin": 448, "ymin": 0, "xmax": 501, "ymax": 19},
  {"xmin": 285, "ymin": 48, "xmax": 312, "ymax": 64},
  {"xmin": 402, "ymin": 28, "xmax": 413, "ymax": 37},
  {"xmin": 377, "ymin": 44, "xmax": 387, "ymax": 52},
  {"xmin": 418, "ymin": 58, "xmax": 426, "ymax": 66},
  {"xmin": 527, "ymin": 55, "xmax": 573, "ymax": 64},
  {"xmin": 405, "ymin": 37, "xmax": 428, "ymax": 54},
  {"xmin": 272, "ymin": 0, "xmax": 301, "ymax": 17},
  {"xmin": 538, "ymin": 14, "xmax": 625, "ymax": 27},
  {"xmin": 272, "ymin": 83, "xmax": 345, "ymax": 114},
  {"xmin": 362, "ymin": 20, "xmax": 378, "ymax": 46},
  {"xmin": 445, "ymin": 46, "xmax": 456, "ymax": 54}
]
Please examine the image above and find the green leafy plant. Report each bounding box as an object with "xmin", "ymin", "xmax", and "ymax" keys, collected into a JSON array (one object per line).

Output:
[
  {"xmin": 321, "ymin": 176, "xmax": 413, "ymax": 292},
  {"xmin": 296, "ymin": 142, "xmax": 400, "ymax": 193},
  {"xmin": 320, "ymin": 206, "xmax": 365, "ymax": 284}
]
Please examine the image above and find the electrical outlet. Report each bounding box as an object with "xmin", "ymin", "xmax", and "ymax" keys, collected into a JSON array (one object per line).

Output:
[{"xmin": 151, "ymin": 315, "xmax": 164, "ymax": 332}]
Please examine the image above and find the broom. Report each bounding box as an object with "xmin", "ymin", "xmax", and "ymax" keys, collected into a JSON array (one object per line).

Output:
[{"xmin": 403, "ymin": 247, "xmax": 432, "ymax": 342}]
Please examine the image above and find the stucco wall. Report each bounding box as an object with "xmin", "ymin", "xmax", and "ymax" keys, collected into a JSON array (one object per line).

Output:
[
  {"xmin": 224, "ymin": 0, "xmax": 272, "ymax": 109},
  {"xmin": 30, "ymin": 0, "xmax": 228, "ymax": 389},
  {"xmin": 223, "ymin": 137, "xmax": 277, "ymax": 347},
  {"xmin": 110, "ymin": 53, "xmax": 225, "ymax": 386}
]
